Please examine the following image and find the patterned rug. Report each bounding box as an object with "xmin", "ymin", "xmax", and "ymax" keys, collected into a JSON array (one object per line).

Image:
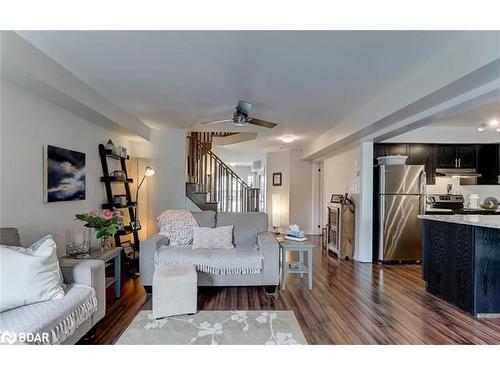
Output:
[{"xmin": 116, "ymin": 310, "xmax": 307, "ymax": 345}]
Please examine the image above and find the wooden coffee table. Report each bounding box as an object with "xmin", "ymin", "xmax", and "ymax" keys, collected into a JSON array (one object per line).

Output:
[{"xmin": 277, "ymin": 237, "xmax": 314, "ymax": 291}]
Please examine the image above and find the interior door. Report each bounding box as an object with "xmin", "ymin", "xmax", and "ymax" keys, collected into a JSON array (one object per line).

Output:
[{"xmin": 381, "ymin": 195, "xmax": 423, "ymax": 261}]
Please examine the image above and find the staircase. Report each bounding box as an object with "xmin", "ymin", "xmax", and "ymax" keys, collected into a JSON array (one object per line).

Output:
[{"xmin": 186, "ymin": 133, "xmax": 260, "ymax": 212}]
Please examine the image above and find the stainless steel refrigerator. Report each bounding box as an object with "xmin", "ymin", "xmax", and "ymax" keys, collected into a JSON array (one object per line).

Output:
[{"xmin": 378, "ymin": 164, "xmax": 426, "ymax": 262}]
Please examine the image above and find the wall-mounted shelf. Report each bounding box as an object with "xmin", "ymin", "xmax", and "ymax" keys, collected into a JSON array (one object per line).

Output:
[
  {"xmin": 104, "ymin": 148, "xmax": 130, "ymax": 160},
  {"xmin": 100, "ymin": 176, "xmax": 133, "ymax": 183},
  {"xmin": 101, "ymin": 202, "xmax": 137, "ymax": 210}
]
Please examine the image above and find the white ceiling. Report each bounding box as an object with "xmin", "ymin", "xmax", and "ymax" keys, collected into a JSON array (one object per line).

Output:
[
  {"xmin": 427, "ymin": 98, "xmax": 500, "ymax": 128},
  {"xmin": 18, "ymin": 31, "xmax": 467, "ymax": 151}
]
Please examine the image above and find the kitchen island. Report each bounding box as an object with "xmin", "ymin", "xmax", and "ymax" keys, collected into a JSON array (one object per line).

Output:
[{"xmin": 418, "ymin": 214, "xmax": 500, "ymax": 318}]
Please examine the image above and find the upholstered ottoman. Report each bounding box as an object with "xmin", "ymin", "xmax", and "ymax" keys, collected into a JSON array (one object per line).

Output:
[{"xmin": 152, "ymin": 264, "xmax": 197, "ymax": 319}]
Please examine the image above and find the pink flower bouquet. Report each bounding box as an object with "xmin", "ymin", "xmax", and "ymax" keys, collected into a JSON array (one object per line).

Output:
[{"xmin": 75, "ymin": 209, "xmax": 120, "ymax": 239}]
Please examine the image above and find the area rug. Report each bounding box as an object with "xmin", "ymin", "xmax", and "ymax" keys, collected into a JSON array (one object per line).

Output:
[{"xmin": 116, "ymin": 310, "xmax": 307, "ymax": 345}]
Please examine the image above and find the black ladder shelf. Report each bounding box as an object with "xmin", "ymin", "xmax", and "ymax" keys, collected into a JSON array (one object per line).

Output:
[{"xmin": 98, "ymin": 144, "xmax": 140, "ymax": 258}]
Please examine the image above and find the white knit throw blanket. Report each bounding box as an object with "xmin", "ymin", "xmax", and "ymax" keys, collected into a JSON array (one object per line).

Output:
[{"xmin": 155, "ymin": 247, "xmax": 263, "ymax": 275}]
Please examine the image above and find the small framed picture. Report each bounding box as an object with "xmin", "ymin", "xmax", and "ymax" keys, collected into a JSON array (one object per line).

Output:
[
  {"xmin": 121, "ymin": 240, "xmax": 134, "ymax": 257},
  {"xmin": 330, "ymin": 194, "xmax": 345, "ymax": 204},
  {"xmin": 130, "ymin": 220, "xmax": 142, "ymax": 231},
  {"xmin": 272, "ymin": 172, "xmax": 282, "ymax": 186}
]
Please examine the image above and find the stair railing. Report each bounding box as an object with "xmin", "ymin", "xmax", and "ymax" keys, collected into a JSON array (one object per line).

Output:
[{"xmin": 187, "ymin": 135, "xmax": 260, "ymax": 212}]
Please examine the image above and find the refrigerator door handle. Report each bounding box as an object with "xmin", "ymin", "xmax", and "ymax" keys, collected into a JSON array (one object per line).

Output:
[
  {"xmin": 378, "ymin": 194, "xmax": 385, "ymax": 261},
  {"xmin": 419, "ymin": 170, "xmax": 427, "ymax": 214}
]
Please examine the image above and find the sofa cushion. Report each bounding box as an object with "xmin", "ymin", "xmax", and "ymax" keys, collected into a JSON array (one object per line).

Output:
[
  {"xmin": 216, "ymin": 212, "xmax": 268, "ymax": 246},
  {"xmin": 0, "ymin": 284, "xmax": 97, "ymax": 345},
  {"xmin": 0, "ymin": 228, "xmax": 21, "ymax": 246},
  {"xmin": 155, "ymin": 245, "xmax": 263, "ymax": 275},
  {"xmin": 1, "ymin": 235, "xmax": 65, "ymax": 313},
  {"xmin": 192, "ymin": 225, "xmax": 234, "ymax": 249},
  {"xmin": 192, "ymin": 210, "xmax": 216, "ymax": 228}
]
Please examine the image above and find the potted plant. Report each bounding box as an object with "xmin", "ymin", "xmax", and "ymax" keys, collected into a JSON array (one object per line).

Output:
[{"xmin": 75, "ymin": 209, "xmax": 120, "ymax": 251}]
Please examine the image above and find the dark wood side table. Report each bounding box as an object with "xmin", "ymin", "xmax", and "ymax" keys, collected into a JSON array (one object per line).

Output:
[{"xmin": 60, "ymin": 246, "xmax": 122, "ymax": 298}]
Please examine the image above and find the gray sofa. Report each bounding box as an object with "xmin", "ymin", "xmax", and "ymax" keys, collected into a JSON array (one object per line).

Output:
[
  {"xmin": 140, "ymin": 211, "xmax": 279, "ymax": 288},
  {"xmin": 0, "ymin": 228, "xmax": 105, "ymax": 345}
]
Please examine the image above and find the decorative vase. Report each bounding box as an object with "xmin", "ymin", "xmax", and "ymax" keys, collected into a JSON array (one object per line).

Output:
[
  {"xmin": 66, "ymin": 228, "xmax": 91, "ymax": 258},
  {"xmin": 100, "ymin": 236, "xmax": 113, "ymax": 251}
]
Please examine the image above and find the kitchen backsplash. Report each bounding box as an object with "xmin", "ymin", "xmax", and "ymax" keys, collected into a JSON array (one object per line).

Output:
[{"xmin": 427, "ymin": 177, "xmax": 500, "ymax": 202}]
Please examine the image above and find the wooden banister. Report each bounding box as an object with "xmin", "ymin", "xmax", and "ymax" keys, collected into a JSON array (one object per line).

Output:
[{"xmin": 186, "ymin": 135, "xmax": 260, "ymax": 212}]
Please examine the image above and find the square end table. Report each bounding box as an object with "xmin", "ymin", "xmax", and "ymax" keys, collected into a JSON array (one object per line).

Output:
[{"xmin": 277, "ymin": 237, "xmax": 314, "ymax": 291}]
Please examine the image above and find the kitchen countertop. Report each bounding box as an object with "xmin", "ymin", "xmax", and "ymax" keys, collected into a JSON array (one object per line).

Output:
[{"xmin": 418, "ymin": 214, "xmax": 500, "ymax": 229}]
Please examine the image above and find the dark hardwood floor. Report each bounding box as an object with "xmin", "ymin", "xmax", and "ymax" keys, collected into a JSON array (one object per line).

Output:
[{"xmin": 86, "ymin": 236, "xmax": 500, "ymax": 344}]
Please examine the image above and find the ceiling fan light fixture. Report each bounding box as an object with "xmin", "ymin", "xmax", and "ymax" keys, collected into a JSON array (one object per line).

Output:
[{"xmin": 281, "ymin": 135, "xmax": 296, "ymax": 144}]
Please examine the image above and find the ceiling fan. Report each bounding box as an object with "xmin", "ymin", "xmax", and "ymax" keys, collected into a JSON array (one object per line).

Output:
[{"xmin": 201, "ymin": 100, "xmax": 277, "ymax": 129}]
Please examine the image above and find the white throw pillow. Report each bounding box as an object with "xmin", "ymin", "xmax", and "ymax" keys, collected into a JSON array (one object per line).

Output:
[
  {"xmin": 157, "ymin": 209, "xmax": 199, "ymax": 245},
  {"xmin": 192, "ymin": 226, "xmax": 234, "ymax": 249},
  {"xmin": 0, "ymin": 235, "xmax": 65, "ymax": 312}
]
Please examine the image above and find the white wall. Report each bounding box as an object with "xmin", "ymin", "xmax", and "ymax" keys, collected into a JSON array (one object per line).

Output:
[
  {"xmin": 289, "ymin": 150, "xmax": 313, "ymax": 233},
  {"xmin": 130, "ymin": 128, "xmax": 189, "ymax": 236},
  {"xmin": 323, "ymin": 142, "xmax": 372, "ymax": 261},
  {"xmin": 0, "ymin": 81, "xmax": 133, "ymax": 253},
  {"xmin": 266, "ymin": 149, "xmax": 313, "ymax": 234},
  {"xmin": 266, "ymin": 151, "xmax": 290, "ymax": 232}
]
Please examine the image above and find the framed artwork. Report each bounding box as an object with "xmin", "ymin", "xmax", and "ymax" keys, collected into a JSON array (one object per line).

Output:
[
  {"xmin": 272, "ymin": 172, "xmax": 282, "ymax": 186},
  {"xmin": 44, "ymin": 145, "xmax": 86, "ymax": 202}
]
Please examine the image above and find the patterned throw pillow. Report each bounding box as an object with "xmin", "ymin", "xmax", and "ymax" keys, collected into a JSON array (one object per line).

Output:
[
  {"xmin": 192, "ymin": 226, "xmax": 234, "ymax": 249},
  {"xmin": 156, "ymin": 210, "xmax": 199, "ymax": 246}
]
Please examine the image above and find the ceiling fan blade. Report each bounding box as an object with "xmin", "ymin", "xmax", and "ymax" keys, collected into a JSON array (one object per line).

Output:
[
  {"xmin": 248, "ymin": 118, "xmax": 278, "ymax": 129},
  {"xmin": 237, "ymin": 101, "xmax": 252, "ymax": 117},
  {"xmin": 201, "ymin": 118, "xmax": 233, "ymax": 125}
]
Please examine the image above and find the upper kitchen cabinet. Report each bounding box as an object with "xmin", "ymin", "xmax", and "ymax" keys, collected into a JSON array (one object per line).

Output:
[
  {"xmin": 374, "ymin": 143, "xmax": 498, "ymax": 185},
  {"xmin": 435, "ymin": 144, "xmax": 477, "ymax": 168},
  {"xmin": 477, "ymin": 144, "xmax": 500, "ymax": 185},
  {"xmin": 456, "ymin": 145, "xmax": 477, "ymax": 168},
  {"xmin": 408, "ymin": 144, "xmax": 435, "ymax": 184},
  {"xmin": 435, "ymin": 144, "xmax": 459, "ymax": 168}
]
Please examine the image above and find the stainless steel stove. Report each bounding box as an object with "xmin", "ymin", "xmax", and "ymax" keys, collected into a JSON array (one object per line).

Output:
[{"xmin": 425, "ymin": 194, "xmax": 500, "ymax": 215}]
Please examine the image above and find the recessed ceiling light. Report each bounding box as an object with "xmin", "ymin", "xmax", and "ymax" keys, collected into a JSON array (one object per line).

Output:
[
  {"xmin": 477, "ymin": 124, "xmax": 486, "ymax": 132},
  {"xmin": 496, "ymin": 127, "xmax": 500, "ymax": 133},
  {"xmin": 229, "ymin": 162, "xmax": 236, "ymax": 167},
  {"xmin": 281, "ymin": 135, "xmax": 295, "ymax": 144}
]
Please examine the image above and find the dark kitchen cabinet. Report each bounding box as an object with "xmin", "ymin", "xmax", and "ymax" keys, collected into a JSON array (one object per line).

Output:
[
  {"xmin": 408, "ymin": 144, "xmax": 435, "ymax": 184},
  {"xmin": 423, "ymin": 220, "xmax": 475, "ymax": 315},
  {"xmin": 435, "ymin": 144, "xmax": 477, "ymax": 169},
  {"xmin": 477, "ymin": 144, "xmax": 500, "ymax": 185},
  {"xmin": 386, "ymin": 144, "xmax": 408, "ymax": 157},
  {"xmin": 374, "ymin": 142, "xmax": 497, "ymax": 185},
  {"xmin": 435, "ymin": 144, "xmax": 459, "ymax": 168},
  {"xmin": 456, "ymin": 145, "xmax": 477, "ymax": 168}
]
